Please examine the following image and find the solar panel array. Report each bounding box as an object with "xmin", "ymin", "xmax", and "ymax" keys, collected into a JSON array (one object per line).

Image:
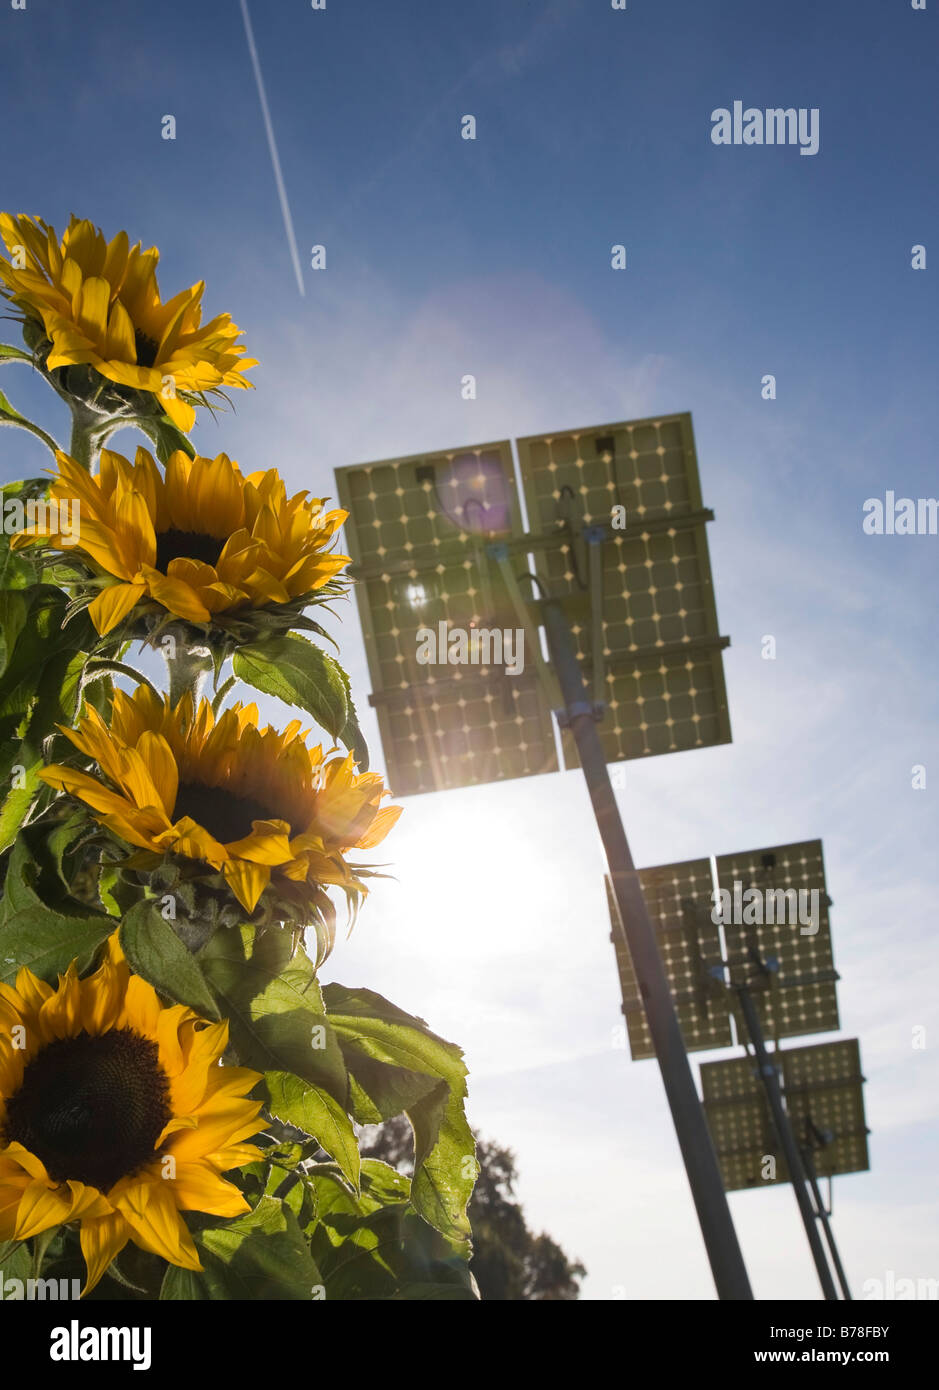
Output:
[
  {"xmin": 606, "ymin": 859, "xmax": 731, "ymax": 1061},
  {"xmin": 715, "ymin": 840, "xmax": 840, "ymax": 1043},
  {"xmin": 335, "ymin": 441, "xmax": 558, "ymax": 794},
  {"xmin": 517, "ymin": 414, "xmax": 731, "ymax": 765},
  {"xmin": 336, "ymin": 414, "xmax": 731, "ymax": 794},
  {"xmin": 701, "ymin": 1039, "xmax": 869, "ymax": 1191},
  {"xmin": 608, "ymin": 840, "xmax": 841, "ymax": 1061}
]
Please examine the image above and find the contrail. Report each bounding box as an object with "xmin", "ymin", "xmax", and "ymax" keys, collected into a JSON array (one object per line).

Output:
[{"xmin": 239, "ymin": 0, "xmax": 305, "ymax": 296}]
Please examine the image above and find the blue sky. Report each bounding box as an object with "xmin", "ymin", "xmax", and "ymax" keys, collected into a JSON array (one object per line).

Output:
[{"xmin": 1, "ymin": 0, "xmax": 937, "ymax": 1299}]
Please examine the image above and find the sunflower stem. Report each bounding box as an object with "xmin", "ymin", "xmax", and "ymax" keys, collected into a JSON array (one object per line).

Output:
[
  {"xmin": 165, "ymin": 630, "xmax": 212, "ymax": 707},
  {"xmin": 68, "ymin": 402, "xmax": 100, "ymax": 469}
]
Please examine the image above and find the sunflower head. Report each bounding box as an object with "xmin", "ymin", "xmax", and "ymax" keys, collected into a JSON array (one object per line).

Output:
[
  {"xmin": 41, "ymin": 686, "xmax": 402, "ymax": 947},
  {"xmin": 13, "ymin": 446, "xmax": 350, "ymax": 641},
  {"xmin": 0, "ymin": 213, "xmax": 256, "ymax": 431},
  {"xmin": 0, "ymin": 931, "xmax": 264, "ymax": 1295}
]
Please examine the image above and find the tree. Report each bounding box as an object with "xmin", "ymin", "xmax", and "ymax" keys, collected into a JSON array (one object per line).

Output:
[{"xmin": 360, "ymin": 1116, "xmax": 586, "ymax": 1300}]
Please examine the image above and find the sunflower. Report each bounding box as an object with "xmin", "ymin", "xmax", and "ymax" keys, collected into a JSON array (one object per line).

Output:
[
  {"xmin": 0, "ymin": 931, "xmax": 264, "ymax": 1295},
  {"xmin": 41, "ymin": 686, "xmax": 402, "ymax": 923},
  {"xmin": 0, "ymin": 213, "xmax": 255, "ymax": 431},
  {"xmin": 12, "ymin": 446, "xmax": 349, "ymax": 637}
]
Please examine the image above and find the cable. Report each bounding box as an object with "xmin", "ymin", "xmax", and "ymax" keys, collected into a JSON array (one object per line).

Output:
[
  {"xmin": 515, "ymin": 571, "xmax": 550, "ymax": 598},
  {"xmin": 557, "ymin": 484, "xmax": 588, "ymax": 591},
  {"xmin": 462, "ymin": 496, "xmax": 488, "ymax": 533}
]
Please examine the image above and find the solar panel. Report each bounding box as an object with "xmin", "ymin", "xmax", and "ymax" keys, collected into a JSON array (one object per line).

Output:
[
  {"xmin": 335, "ymin": 441, "xmax": 559, "ymax": 794},
  {"xmin": 606, "ymin": 857, "xmax": 731, "ymax": 1061},
  {"xmin": 701, "ymin": 1040, "xmax": 869, "ymax": 1191},
  {"xmin": 783, "ymin": 1038, "xmax": 870, "ymax": 1182},
  {"xmin": 714, "ymin": 840, "xmax": 840, "ymax": 1043},
  {"xmin": 517, "ymin": 413, "xmax": 732, "ymax": 766},
  {"xmin": 337, "ymin": 414, "xmax": 731, "ymax": 793}
]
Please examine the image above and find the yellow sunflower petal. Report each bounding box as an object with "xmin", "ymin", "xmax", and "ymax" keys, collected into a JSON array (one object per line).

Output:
[
  {"xmin": 80, "ymin": 1212, "xmax": 131, "ymax": 1296},
  {"xmin": 88, "ymin": 581, "xmax": 147, "ymax": 636},
  {"xmin": 171, "ymin": 1162, "xmax": 251, "ymax": 1217},
  {"xmin": 139, "ymin": 566, "xmax": 211, "ymax": 622},
  {"xmin": 112, "ymin": 1177, "xmax": 202, "ymax": 1270},
  {"xmin": 14, "ymin": 1180, "xmax": 73, "ymax": 1240},
  {"xmin": 221, "ymin": 858, "xmax": 270, "ymax": 913},
  {"xmin": 135, "ymin": 731, "xmax": 179, "ymax": 815}
]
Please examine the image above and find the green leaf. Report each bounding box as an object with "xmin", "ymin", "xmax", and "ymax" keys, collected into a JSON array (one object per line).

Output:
[
  {"xmin": 0, "ymin": 591, "xmax": 29, "ymax": 680},
  {"xmin": 264, "ymin": 1070, "xmax": 360, "ymax": 1190},
  {"xmin": 44, "ymin": 812, "xmax": 88, "ymax": 889},
  {"xmin": 0, "ymin": 1241, "xmax": 32, "ymax": 1295},
  {"xmin": 0, "ymin": 345, "xmax": 33, "ymax": 364},
  {"xmin": 160, "ymin": 1196, "xmax": 323, "ymax": 1300},
  {"xmin": 0, "ymin": 645, "xmax": 87, "ymax": 853},
  {"xmin": 233, "ymin": 634, "xmax": 349, "ymax": 744},
  {"xmin": 323, "ymin": 984, "xmax": 464, "ymax": 1082},
  {"xmin": 0, "ymin": 753, "xmax": 43, "ymax": 855},
  {"xmin": 119, "ymin": 899, "xmax": 220, "ymax": 1018},
  {"xmin": 0, "ymin": 828, "xmax": 113, "ymax": 982},
  {"xmin": 0, "ymin": 906, "xmax": 113, "ymax": 987},
  {"xmin": 331, "ymin": 658, "xmax": 369, "ymax": 769},
  {"xmin": 322, "ymin": 985, "xmax": 475, "ymax": 1243},
  {"xmin": 158, "ymin": 1265, "xmax": 208, "ymax": 1299},
  {"xmin": 0, "ymin": 830, "xmax": 45, "ymax": 922},
  {"xmin": 0, "ymin": 586, "xmax": 94, "ymax": 744},
  {"xmin": 345, "ymin": 1056, "xmax": 441, "ymax": 1125},
  {"xmin": 308, "ymin": 1161, "xmax": 476, "ymax": 1300},
  {"xmin": 0, "ymin": 589, "xmax": 96, "ymax": 845},
  {"xmin": 199, "ymin": 925, "xmax": 347, "ymax": 1101},
  {"xmin": 409, "ymin": 1078, "xmax": 476, "ymax": 1246}
]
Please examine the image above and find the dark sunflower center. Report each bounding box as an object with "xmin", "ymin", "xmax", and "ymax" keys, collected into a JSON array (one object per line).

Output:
[
  {"xmin": 2, "ymin": 1029, "xmax": 171, "ymax": 1191},
  {"xmin": 155, "ymin": 529, "xmax": 225, "ymax": 571},
  {"xmin": 173, "ymin": 781, "xmax": 274, "ymax": 842},
  {"xmin": 134, "ymin": 329, "xmax": 160, "ymax": 369}
]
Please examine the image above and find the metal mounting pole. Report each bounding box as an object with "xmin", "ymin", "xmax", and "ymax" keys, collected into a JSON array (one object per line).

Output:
[
  {"xmin": 540, "ymin": 597, "xmax": 753, "ymax": 1301},
  {"xmin": 735, "ymin": 986, "xmax": 839, "ymax": 1300},
  {"xmin": 803, "ymin": 1146, "xmax": 852, "ymax": 1300}
]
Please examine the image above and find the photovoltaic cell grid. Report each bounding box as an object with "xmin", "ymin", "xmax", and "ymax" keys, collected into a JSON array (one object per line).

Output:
[
  {"xmin": 701, "ymin": 1039, "xmax": 869, "ymax": 1191},
  {"xmin": 335, "ymin": 442, "xmax": 559, "ymax": 795},
  {"xmin": 715, "ymin": 840, "xmax": 840, "ymax": 1043},
  {"xmin": 784, "ymin": 1039, "xmax": 870, "ymax": 1182},
  {"xmin": 606, "ymin": 858, "xmax": 731, "ymax": 1061},
  {"xmin": 517, "ymin": 414, "xmax": 732, "ymax": 766}
]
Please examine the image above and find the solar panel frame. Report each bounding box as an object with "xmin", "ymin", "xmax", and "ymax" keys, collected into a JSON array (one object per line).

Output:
[{"xmin": 516, "ymin": 413, "xmax": 732, "ymax": 766}]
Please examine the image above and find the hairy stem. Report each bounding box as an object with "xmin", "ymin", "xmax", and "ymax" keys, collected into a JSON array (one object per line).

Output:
[
  {"xmin": 68, "ymin": 404, "xmax": 99, "ymax": 469},
  {"xmin": 164, "ymin": 629, "xmax": 213, "ymax": 706}
]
